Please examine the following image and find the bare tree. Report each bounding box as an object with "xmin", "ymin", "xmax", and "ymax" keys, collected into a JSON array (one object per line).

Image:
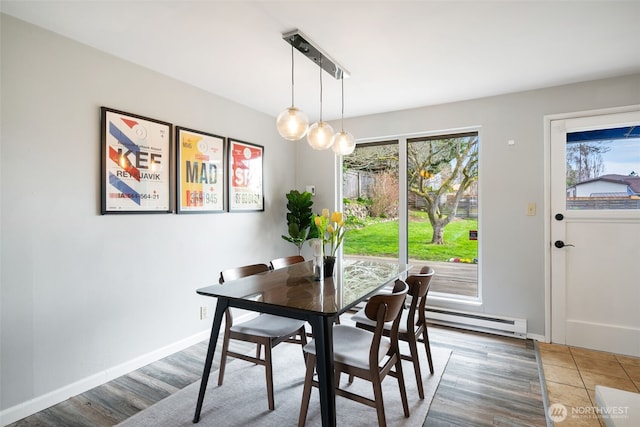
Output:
[
  {"xmin": 407, "ymin": 135, "xmax": 478, "ymax": 244},
  {"xmin": 566, "ymin": 141, "xmax": 610, "ymax": 187}
]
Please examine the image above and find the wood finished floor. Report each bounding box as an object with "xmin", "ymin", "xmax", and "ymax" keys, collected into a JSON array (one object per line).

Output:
[{"xmin": 8, "ymin": 325, "xmax": 546, "ymax": 427}]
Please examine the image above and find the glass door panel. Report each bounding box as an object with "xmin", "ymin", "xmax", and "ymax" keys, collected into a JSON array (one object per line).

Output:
[
  {"xmin": 342, "ymin": 141, "xmax": 399, "ymax": 262},
  {"xmin": 406, "ymin": 133, "xmax": 479, "ymax": 299}
]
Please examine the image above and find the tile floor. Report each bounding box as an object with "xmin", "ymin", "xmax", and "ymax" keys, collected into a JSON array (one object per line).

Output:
[{"xmin": 538, "ymin": 342, "xmax": 640, "ymax": 426}]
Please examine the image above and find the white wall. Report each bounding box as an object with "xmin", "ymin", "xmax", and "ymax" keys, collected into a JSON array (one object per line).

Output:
[
  {"xmin": 0, "ymin": 14, "xmax": 301, "ymax": 421},
  {"xmin": 298, "ymin": 73, "xmax": 640, "ymax": 337}
]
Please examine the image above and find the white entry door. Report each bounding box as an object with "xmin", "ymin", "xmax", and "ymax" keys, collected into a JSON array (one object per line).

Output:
[{"xmin": 550, "ymin": 108, "xmax": 640, "ymax": 357}]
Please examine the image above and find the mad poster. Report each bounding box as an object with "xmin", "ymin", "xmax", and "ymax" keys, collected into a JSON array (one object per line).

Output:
[{"xmin": 176, "ymin": 127, "xmax": 225, "ymax": 213}]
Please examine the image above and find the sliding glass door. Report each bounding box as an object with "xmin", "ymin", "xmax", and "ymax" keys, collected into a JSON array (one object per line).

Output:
[{"xmin": 342, "ymin": 132, "xmax": 479, "ymax": 301}]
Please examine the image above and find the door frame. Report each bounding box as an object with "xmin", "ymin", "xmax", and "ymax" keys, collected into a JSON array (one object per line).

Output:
[{"xmin": 543, "ymin": 104, "xmax": 640, "ymax": 343}]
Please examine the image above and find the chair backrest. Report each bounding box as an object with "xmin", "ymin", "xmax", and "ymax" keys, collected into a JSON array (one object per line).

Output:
[
  {"xmin": 364, "ymin": 279, "xmax": 409, "ymax": 323},
  {"xmin": 406, "ymin": 266, "xmax": 435, "ymax": 299},
  {"xmin": 269, "ymin": 255, "xmax": 305, "ymax": 270},
  {"xmin": 219, "ymin": 263, "xmax": 270, "ymax": 284},
  {"xmin": 405, "ymin": 266, "xmax": 435, "ymax": 330}
]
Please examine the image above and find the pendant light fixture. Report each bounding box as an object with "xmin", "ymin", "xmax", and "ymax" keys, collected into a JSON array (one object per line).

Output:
[
  {"xmin": 331, "ymin": 76, "xmax": 355, "ymax": 155},
  {"xmin": 276, "ymin": 43, "xmax": 309, "ymax": 141},
  {"xmin": 307, "ymin": 56, "xmax": 334, "ymax": 150},
  {"xmin": 279, "ymin": 30, "xmax": 352, "ymax": 151}
]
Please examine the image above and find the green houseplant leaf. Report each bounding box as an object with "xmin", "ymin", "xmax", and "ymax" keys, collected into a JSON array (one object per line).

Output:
[{"xmin": 281, "ymin": 190, "xmax": 315, "ymax": 253}]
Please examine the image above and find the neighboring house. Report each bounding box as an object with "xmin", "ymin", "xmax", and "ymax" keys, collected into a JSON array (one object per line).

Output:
[{"xmin": 567, "ymin": 174, "xmax": 640, "ymax": 198}]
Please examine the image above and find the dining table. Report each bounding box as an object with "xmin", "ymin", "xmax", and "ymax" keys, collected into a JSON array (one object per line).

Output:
[{"xmin": 192, "ymin": 258, "xmax": 408, "ymax": 427}]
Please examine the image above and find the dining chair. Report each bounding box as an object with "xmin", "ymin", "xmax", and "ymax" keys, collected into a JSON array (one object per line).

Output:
[
  {"xmin": 269, "ymin": 255, "xmax": 305, "ymax": 270},
  {"xmin": 298, "ymin": 279, "xmax": 410, "ymax": 427},
  {"xmin": 217, "ymin": 263, "xmax": 308, "ymax": 410},
  {"xmin": 219, "ymin": 263, "xmax": 271, "ymax": 283},
  {"xmin": 351, "ymin": 266, "xmax": 435, "ymax": 399}
]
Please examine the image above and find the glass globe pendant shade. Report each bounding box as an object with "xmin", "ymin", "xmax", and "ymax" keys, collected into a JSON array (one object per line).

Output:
[
  {"xmin": 331, "ymin": 130, "xmax": 356, "ymax": 155},
  {"xmin": 307, "ymin": 121, "xmax": 335, "ymax": 150},
  {"xmin": 276, "ymin": 107, "xmax": 309, "ymax": 141}
]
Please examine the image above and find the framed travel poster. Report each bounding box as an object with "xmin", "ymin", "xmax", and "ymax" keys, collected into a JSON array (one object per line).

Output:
[
  {"xmin": 100, "ymin": 107, "xmax": 173, "ymax": 214},
  {"xmin": 176, "ymin": 126, "xmax": 226, "ymax": 213},
  {"xmin": 228, "ymin": 139, "xmax": 264, "ymax": 212}
]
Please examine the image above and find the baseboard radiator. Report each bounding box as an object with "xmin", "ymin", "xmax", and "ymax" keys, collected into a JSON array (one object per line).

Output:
[{"xmin": 426, "ymin": 306, "xmax": 527, "ymax": 338}]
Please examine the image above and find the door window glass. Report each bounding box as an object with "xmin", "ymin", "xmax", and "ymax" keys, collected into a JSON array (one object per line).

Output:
[{"xmin": 566, "ymin": 126, "xmax": 640, "ymax": 210}]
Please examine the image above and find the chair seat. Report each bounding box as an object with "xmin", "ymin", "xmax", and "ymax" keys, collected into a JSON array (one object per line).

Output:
[
  {"xmin": 352, "ymin": 307, "xmax": 412, "ymax": 334},
  {"xmin": 303, "ymin": 325, "xmax": 391, "ymax": 370},
  {"xmin": 231, "ymin": 314, "xmax": 306, "ymax": 338}
]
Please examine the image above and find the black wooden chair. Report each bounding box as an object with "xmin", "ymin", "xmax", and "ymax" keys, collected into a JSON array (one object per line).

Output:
[
  {"xmin": 298, "ymin": 279, "xmax": 410, "ymax": 426},
  {"xmin": 269, "ymin": 255, "xmax": 305, "ymax": 270},
  {"xmin": 352, "ymin": 266, "xmax": 435, "ymax": 398},
  {"xmin": 217, "ymin": 263, "xmax": 308, "ymax": 410}
]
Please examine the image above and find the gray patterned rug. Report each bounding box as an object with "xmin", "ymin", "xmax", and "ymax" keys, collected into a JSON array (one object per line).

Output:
[{"xmin": 117, "ymin": 343, "xmax": 451, "ymax": 427}]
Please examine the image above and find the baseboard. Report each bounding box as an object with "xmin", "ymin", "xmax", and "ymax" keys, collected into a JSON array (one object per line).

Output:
[
  {"xmin": 0, "ymin": 330, "xmax": 211, "ymax": 427},
  {"xmin": 527, "ymin": 333, "xmax": 546, "ymax": 342},
  {"xmin": 426, "ymin": 306, "xmax": 527, "ymax": 338}
]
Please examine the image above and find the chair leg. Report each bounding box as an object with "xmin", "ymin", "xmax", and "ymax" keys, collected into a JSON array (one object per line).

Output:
[
  {"xmin": 371, "ymin": 375, "xmax": 387, "ymax": 427},
  {"xmin": 394, "ymin": 356, "xmax": 410, "ymax": 418},
  {"xmin": 298, "ymin": 353, "xmax": 315, "ymax": 427},
  {"xmin": 265, "ymin": 343, "xmax": 275, "ymax": 410},
  {"xmin": 422, "ymin": 327, "xmax": 434, "ymax": 374},
  {"xmin": 217, "ymin": 332, "xmax": 231, "ymax": 386},
  {"xmin": 407, "ymin": 335, "xmax": 425, "ymax": 399},
  {"xmin": 299, "ymin": 328, "xmax": 308, "ymax": 362}
]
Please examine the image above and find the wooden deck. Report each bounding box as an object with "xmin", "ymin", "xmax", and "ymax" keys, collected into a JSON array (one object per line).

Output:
[{"xmin": 347, "ymin": 256, "xmax": 478, "ymax": 298}]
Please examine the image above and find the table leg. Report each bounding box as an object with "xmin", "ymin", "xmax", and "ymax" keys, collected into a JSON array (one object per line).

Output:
[
  {"xmin": 309, "ymin": 315, "xmax": 336, "ymax": 427},
  {"xmin": 193, "ymin": 298, "xmax": 227, "ymax": 423}
]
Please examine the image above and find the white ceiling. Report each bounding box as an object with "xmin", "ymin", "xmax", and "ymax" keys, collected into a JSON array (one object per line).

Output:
[{"xmin": 2, "ymin": 1, "xmax": 639, "ymax": 121}]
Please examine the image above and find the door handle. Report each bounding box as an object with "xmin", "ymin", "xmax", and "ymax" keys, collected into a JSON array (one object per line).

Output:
[{"xmin": 554, "ymin": 240, "xmax": 575, "ymax": 248}]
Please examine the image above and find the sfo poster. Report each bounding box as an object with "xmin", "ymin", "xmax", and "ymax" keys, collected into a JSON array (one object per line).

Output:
[{"xmin": 229, "ymin": 139, "xmax": 264, "ymax": 211}]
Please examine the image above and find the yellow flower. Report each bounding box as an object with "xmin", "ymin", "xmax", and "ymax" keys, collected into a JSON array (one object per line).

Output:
[{"xmin": 314, "ymin": 208, "xmax": 347, "ymax": 257}]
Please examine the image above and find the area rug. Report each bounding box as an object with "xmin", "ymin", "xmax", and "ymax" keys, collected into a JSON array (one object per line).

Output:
[{"xmin": 117, "ymin": 343, "xmax": 451, "ymax": 427}]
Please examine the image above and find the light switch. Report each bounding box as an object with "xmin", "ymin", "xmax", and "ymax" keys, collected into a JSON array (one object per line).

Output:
[
  {"xmin": 306, "ymin": 185, "xmax": 315, "ymax": 196},
  {"xmin": 527, "ymin": 202, "xmax": 536, "ymax": 216}
]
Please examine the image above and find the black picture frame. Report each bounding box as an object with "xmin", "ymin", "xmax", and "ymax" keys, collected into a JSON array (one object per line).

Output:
[
  {"xmin": 175, "ymin": 126, "xmax": 227, "ymax": 213},
  {"xmin": 100, "ymin": 107, "xmax": 173, "ymax": 214},
  {"xmin": 228, "ymin": 138, "xmax": 264, "ymax": 212}
]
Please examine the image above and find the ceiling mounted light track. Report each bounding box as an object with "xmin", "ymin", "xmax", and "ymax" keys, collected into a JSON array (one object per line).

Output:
[
  {"xmin": 281, "ymin": 30, "xmax": 350, "ymax": 80},
  {"xmin": 276, "ymin": 29, "xmax": 355, "ymax": 155}
]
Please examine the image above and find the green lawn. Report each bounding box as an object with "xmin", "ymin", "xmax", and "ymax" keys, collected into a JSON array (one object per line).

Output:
[{"xmin": 344, "ymin": 216, "xmax": 478, "ymax": 262}]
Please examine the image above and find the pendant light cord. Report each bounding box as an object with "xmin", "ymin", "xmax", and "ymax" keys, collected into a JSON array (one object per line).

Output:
[
  {"xmin": 319, "ymin": 56, "xmax": 323, "ymax": 122},
  {"xmin": 341, "ymin": 76, "xmax": 345, "ymax": 132},
  {"xmin": 290, "ymin": 43, "xmax": 295, "ymax": 107}
]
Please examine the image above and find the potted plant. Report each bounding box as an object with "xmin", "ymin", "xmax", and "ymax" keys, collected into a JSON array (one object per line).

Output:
[
  {"xmin": 281, "ymin": 190, "xmax": 315, "ymax": 254},
  {"xmin": 314, "ymin": 208, "xmax": 347, "ymax": 276}
]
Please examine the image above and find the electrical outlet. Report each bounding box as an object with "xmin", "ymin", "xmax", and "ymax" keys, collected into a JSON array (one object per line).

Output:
[{"xmin": 200, "ymin": 306, "xmax": 208, "ymax": 320}]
